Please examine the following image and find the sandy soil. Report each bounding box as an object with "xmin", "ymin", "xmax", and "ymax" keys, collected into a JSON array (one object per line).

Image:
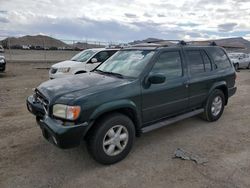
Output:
[{"xmin": 0, "ymin": 63, "xmax": 250, "ymax": 188}]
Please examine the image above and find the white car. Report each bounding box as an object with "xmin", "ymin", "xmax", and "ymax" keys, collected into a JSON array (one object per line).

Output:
[
  {"xmin": 228, "ymin": 52, "xmax": 250, "ymax": 70},
  {"xmin": 49, "ymin": 48, "xmax": 118, "ymax": 79}
]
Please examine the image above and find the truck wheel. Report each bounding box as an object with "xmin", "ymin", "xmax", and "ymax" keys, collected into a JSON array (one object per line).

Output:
[
  {"xmin": 87, "ymin": 113, "xmax": 135, "ymax": 165},
  {"xmin": 201, "ymin": 89, "xmax": 225, "ymax": 122}
]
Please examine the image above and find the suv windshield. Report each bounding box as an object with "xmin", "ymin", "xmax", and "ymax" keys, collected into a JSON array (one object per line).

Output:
[
  {"xmin": 96, "ymin": 50, "xmax": 155, "ymax": 78},
  {"xmin": 71, "ymin": 50, "xmax": 96, "ymax": 62}
]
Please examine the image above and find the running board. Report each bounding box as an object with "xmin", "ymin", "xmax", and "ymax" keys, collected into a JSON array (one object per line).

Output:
[{"xmin": 141, "ymin": 109, "xmax": 204, "ymax": 133}]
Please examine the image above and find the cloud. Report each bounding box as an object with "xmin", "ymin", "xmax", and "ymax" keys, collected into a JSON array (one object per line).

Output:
[
  {"xmin": 0, "ymin": 16, "xmax": 9, "ymax": 23},
  {"xmin": 143, "ymin": 13, "xmax": 152, "ymax": 18},
  {"xmin": 157, "ymin": 14, "xmax": 166, "ymax": 18},
  {"xmin": 124, "ymin": 13, "xmax": 137, "ymax": 18},
  {"xmin": 218, "ymin": 23, "xmax": 238, "ymax": 32},
  {"xmin": 0, "ymin": 0, "xmax": 250, "ymax": 41},
  {"xmin": 0, "ymin": 10, "xmax": 8, "ymax": 14}
]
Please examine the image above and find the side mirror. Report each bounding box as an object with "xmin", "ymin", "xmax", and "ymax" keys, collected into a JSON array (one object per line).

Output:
[
  {"xmin": 148, "ymin": 74, "xmax": 166, "ymax": 84},
  {"xmin": 91, "ymin": 58, "xmax": 98, "ymax": 63}
]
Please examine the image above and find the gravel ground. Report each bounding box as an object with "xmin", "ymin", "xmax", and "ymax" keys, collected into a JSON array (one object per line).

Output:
[{"xmin": 0, "ymin": 63, "xmax": 250, "ymax": 188}]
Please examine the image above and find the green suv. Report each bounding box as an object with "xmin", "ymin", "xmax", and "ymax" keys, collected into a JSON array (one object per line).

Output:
[{"xmin": 27, "ymin": 42, "xmax": 237, "ymax": 164}]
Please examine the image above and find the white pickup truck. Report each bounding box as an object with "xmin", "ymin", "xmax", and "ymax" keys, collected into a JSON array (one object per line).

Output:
[{"xmin": 228, "ymin": 52, "xmax": 250, "ymax": 70}]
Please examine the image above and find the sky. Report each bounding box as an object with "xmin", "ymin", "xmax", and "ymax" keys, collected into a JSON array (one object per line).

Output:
[{"xmin": 1, "ymin": 0, "xmax": 250, "ymax": 42}]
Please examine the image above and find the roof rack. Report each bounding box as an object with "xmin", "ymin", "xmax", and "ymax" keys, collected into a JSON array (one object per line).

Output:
[{"xmin": 126, "ymin": 40, "xmax": 219, "ymax": 49}]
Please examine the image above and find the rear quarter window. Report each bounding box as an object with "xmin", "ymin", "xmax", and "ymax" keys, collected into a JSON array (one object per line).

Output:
[{"xmin": 208, "ymin": 48, "xmax": 231, "ymax": 69}]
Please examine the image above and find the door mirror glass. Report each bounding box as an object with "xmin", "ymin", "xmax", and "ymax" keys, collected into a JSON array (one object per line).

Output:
[
  {"xmin": 91, "ymin": 58, "xmax": 98, "ymax": 63},
  {"xmin": 148, "ymin": 74, "xmax": 166, "ymax": 84}
]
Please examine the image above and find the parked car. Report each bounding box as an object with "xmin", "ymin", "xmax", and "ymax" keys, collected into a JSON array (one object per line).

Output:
[
  {"xmin": 49, "ymin": 48, "xmax": 119, "ymax": 79},
  {"xmin": 0, "ymin": 45, "xmax": 4, "ymax": 53},
  {"xmin": 0, "ymin": 55, "xmax": 6, "ymax": 72},
  {"xmin": 228, "ymin": 52, "xmax": 250, "ymax": 70},
  {"xmin": 27, "ymin": 43, "xmax": 236, "ymax": 164}
]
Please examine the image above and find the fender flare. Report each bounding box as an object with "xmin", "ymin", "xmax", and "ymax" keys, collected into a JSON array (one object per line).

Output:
[
  {"xmin": 88, "ymin": 99, "xmax": 141, "ymax": 130},
  {"xmin": 207, "ymin": 81, "xmax": 228, "ymax": 105}
]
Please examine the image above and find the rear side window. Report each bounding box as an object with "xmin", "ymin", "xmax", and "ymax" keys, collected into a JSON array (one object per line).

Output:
[
  {"xmin": 151, "ymin": 51, "xmax": 182, "ymax": 79},
  {"xmin": 201, "ymin": 51, "xmax": 212, "ymax": 71},
  {"xmin": 208, "ymin": 48, "xmax": 231, "ymax": 69},
  {"xmin": 186, "ymin": 50, "xmax": 205, "ymax": 75}
]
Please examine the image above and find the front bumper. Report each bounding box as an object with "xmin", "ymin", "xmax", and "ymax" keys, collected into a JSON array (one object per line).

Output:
[
  {"xmin": 228, "ymin": 86, "xmax": 237, "ymax": 98},
  {"xmin": 26, "ymin": 96, "xmax": 89, "ymax": 149}
]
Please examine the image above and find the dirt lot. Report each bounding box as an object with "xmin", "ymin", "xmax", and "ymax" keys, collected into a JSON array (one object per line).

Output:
[{"xmin": 0, "ymin": 63, "xmax": 250, "ymax": 188}]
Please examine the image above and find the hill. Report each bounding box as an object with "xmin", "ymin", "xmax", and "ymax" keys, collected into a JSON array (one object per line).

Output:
[
  {"xmin": 1, "ymin": 35, "xmax": 69, "ymax": 49},
  {"xmin": 130, "ymin": 37, "xmax": 250, "ymax": 52}
]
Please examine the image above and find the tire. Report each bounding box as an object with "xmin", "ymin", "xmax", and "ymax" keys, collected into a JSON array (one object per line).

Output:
[
  {"xmin": 201, "ymin": 89, "xmax": 225, "ymax": 122},
  {"xmin": 86, "ymin": 113, "xmax": 135, "ymax": 165},
  {"xmin": 247, "ymin": 63, "xmax": 250, "ymax": 69},
  {"xmin": 234, "ymin": 63, "xmax": 239, "ymax": 71}
]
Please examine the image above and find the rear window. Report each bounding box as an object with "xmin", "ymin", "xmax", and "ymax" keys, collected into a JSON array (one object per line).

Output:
[
  {"xmin": 208, "ymin": 48, "xmax": 231, "ymax": 69},
  {"xmin": 186, "ymin": 50, "xmax": 205, "ymax": 75}
]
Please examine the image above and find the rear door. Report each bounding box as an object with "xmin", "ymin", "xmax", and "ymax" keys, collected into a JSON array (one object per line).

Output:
[
  {"xmin": 185, "ymin": 49, "xmax": 213, "ymax": 109},
  {"xmin": 141, "ymin": 49, "xmax": 189, "ymax": 124}
]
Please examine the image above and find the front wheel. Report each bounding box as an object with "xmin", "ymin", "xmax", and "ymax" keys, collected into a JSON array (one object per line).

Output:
[
  {"xmin": 87, "ymin": 113, "xmax": 135, "ymax": 165},
  {"xmin": 201, "ymin": 89, "xmax": 225, "ymax": 122}
]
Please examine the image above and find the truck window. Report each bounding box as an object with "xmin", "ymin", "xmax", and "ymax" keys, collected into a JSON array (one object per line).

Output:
[
  {"xmin": 151, "ymin": 51, "xmax": 182, "ymax": 79},
  {"xmin": 187, "ymin": 50, "xmax": 205, "ymax": 75},
  {"xmin": 201, "ymin": 51, "xmax": 212, "ymax": 71},
  {"xmin": 208, "ymin": 48, "xmax": 231, "ymax": 69}
]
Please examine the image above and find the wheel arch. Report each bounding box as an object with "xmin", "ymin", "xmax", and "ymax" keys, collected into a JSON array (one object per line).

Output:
[
  {"xmin": 75, "ymin": 70, "xmax": 87, "ymax": 74},
  {"xmin": 207, "ymin": 82, "xmax": 228, "ymax": 105},
  {"xmin": 85, "ymin": 100, "xmax": 142, "ymax": 138}
]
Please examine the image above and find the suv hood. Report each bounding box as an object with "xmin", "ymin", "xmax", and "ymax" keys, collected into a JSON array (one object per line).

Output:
[
  {"xmin": 37, "ymin": 72, "xmax": 131, "ymax": 102},
  {"xmin": 52, "ymin": 60, "xmax": 85, "ymax": 68}
]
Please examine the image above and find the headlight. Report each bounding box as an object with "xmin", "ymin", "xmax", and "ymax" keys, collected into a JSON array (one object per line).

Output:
[
  {"xmin": 53, "ymin": 104, "xmax": 81, "ymax": 120},
  {"xmin": 58, "ymin": 67, "xmax": 70, "ymax": 73}
]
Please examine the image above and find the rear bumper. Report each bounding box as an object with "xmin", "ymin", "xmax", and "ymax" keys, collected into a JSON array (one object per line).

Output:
[
  {"xmin": 228, "ymin": 87, "xmax": 237, "ymax": 98},
  {"xmin": 26, "ymin": 96, "xmax": 89, "ymax": 149}
]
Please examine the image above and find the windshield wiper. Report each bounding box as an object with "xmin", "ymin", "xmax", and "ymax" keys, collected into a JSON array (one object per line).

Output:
[{"xmin": 94, "ymin": 69, "xmax": 124, "ymax": 78}]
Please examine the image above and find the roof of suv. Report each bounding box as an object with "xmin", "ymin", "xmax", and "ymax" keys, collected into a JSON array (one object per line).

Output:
[{"xmin": 123, "ymin": 40, "xmax": 221, "ymax": 51}]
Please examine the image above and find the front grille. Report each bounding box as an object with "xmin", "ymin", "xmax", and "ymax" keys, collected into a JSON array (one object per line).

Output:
[
  {"xmin": 50, "ymin": 68, "xmax": 57, "ymax": 74},
  {"xmin": 34, "ymin": 89, "xmax": 49, "ymax": 113}
]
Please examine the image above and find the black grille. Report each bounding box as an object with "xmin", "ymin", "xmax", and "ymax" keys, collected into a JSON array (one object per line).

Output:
[
  {"xmin": 34, "ymin": 89, "xmax": 49, "ymax": 112},
  {"xmin": 50, "ymin": 68, "xmax": 57, "ymax": 74}
]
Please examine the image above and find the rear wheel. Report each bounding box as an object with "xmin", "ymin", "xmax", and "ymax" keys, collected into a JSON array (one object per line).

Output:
[
  {"xmin": 86, "ymin": 113, "xmax": 135, "ymax": 165},
  {"xmin": 201, "ymin": 89, "xmax": 225, "ymax": 122}
]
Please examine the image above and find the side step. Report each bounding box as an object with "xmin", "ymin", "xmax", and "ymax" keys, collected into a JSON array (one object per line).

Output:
[{"xmin": 141, "ymin": 109, "xmax": 204, "ymax": 133}]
